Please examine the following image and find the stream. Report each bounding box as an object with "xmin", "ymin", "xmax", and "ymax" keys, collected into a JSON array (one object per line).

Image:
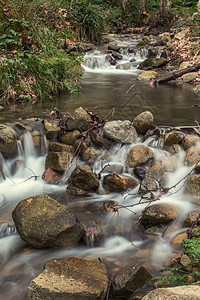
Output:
[{"xmin": 0, "ymin": 35, "xmax": 200, "ymax": 299}]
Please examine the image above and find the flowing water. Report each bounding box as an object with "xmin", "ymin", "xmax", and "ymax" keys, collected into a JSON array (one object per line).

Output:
[{"xmin": 1, "ymin": 36, "xmax": 200, "ymax": 299}]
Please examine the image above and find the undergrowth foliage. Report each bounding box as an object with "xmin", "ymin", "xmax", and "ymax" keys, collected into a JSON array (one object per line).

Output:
[
  {"xmin": 152, "ymin": 227, "xmax": 200, "ymax": 288},
  {"xmin": 0, "ymin": 0, "xmax": 83, "ymax": 104}
]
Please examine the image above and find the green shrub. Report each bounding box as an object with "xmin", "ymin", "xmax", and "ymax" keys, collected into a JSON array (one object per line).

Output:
[{"xmin": 152, "ymin": 228, "xmax": 200, "ymax": 288}]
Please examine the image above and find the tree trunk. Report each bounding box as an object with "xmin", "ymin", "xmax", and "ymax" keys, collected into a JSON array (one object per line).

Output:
[
  {"xmin": 159, "ymin": 0, "xmax": 172, "ymax": 19},
  {"xmin": 139, "ymin": 0, "xmax": 146, "ymax": 14},
  {"xmin": 148, "ymin": 64, "xmax": 200, "ymax": 87}
]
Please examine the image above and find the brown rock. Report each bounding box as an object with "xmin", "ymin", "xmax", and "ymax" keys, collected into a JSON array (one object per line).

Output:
[
  {"xmin": 181, "ymin": 134, "xmax": 200, "ymax": 150},
  {"xmin": 70, "ymin": 165, "xmax": 99, "ymax": 191},
  {"xmin": 103, "ymin": 174, "xmax": 138, "ymax": 192},
  {"xmin": 185, "ymin": 174, "xmax": 200, "ymax": 196},
  {"xmin": 127, "ymin": 145, "xmax": 154, "ymax": 168},
  {"xmin": 132, "ymin": 111, "xmax": 154, "ymax": 134},
  {"xmin": 42, "ymin": 168, "xmax": 61, "ymax": 184},
  {"xmin": 49, "ymin": 141, "xmax": 72, "ymax": 153},
  {"xmin": 82, "ymin": 147, "xmax": 101, "ymax": 164},
  {"xmin": 171, "ymin": 232, "xmax": 188, "ymax": 245},
  {"xmin": 139, "ymin": 177, "xmax": 158, "ymax": 194},
  {"xmin": 28, "ymin": 257, "xmax": 108, "ymax": 300},
  {"xmin": 141, "ymin": 204, "xmax": 178, "ymax": 227},
  {"xmin": 184, "ymin": 145, "xmax": 200, "ymax": 166},
  {"xmin": 65, "ymin": 107, "xmax": 92, "ymax": 131},
  {"xmin": 184, "ymin": 211, "xmax": 200, "ymax": 227},
  {"xmin": 43, "ymin": 119, "xmax": 60, "ymax": 140},
  {"xmin": 163, "ymin": 131, "xmax": 184, "ymax": 147},
  {"xmin": 45, "ymin": 151, "xmax": 70, "ymax": 173},
  {"xmin": 60, "ymin": 130, "xmax": 80, "ymax": 145},
  {"xmin": 148, "ymin": 156, "xmax": 177, "ymax": 180},
  {"xmin": 0, "ymin": 124, "xmax": 17, "ymax": 158}
]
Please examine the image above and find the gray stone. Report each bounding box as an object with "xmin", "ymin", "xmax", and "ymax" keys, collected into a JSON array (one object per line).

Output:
[{"xmin": 103, "ymin": 120, "xmax": 137, "ymax": 144}]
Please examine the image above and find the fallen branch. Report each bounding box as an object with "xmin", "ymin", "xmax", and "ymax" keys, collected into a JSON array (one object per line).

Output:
[{"xmin": 148, "ymin": 63, "xmax": 200, "ymax": 87}]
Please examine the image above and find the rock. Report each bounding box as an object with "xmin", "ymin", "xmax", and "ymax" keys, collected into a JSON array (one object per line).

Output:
[
  {"xmin": 133, "ymin": 165, "xmax": 147, "ymax": 180},
  {"xmin": 179, "ymin": 61, "xmax": 192, "ymax": 70},
  {"xmin": 103, "ymin": 120, "xmax": 137, "ymax": 144},
  {"xmin": 185, "ymin": 174, "xmax": 200, "ymax": 196},
  {"xmin": 65, "ymin": 107, "xmax": 92, "ymax": 131},
  {"xmin": 139, "ymin": 177, "xmax": 158, "ymax": 194},
  {"xmin": 31, "ymin": 131, "xmax": 44, "ymax": 152},
  {"xmin": 163, "ymin": 131, "xmax": 184, "ymax": 147},
  {"xmin": 138, "ymin": 58, "xmax": 167, "ymax": 70},
  {"xmin": 184, "ymin": 145, "xmax": 200, "ymax": 166},
  {"xmin": 74, "ymin": 138, "xmax": 90, "ymax": 156},
  {"xmin": 111, "ymin": 264, "xmax": 152, "ymax": 298},
  {"xmin": 127, "ymin": 145, "xmax": 154, "ymax": 168},
  {"xmin": 171, "ymin": 232, "xmax": 188, "ymax": 245},
  {"xmin": 116, "ymin": 63, "xmax": 132, "ymax": 70},
  {"xmin": 82, "ymin": 147, "xmax": 101, "ymax": 164},
  {"xmin": 137, "ymin": 71, "xmax": 157, "ymax": 81},
  {"xmin": 142, "ymin": 285, "xmax": 200, "ymax": 300},
  {"xmin": 77, "ymin": 42, "xmax": 95, "ymax": 52},
  {"xmin": 106, "ymin": 54, "xmax": 117, "ymax": 65},
  {"xmin": 180, "ymin": 72, "xmax": 198, "ymax": 83},
  {"xmin": 160, "ymin": 32, "xmax": 172, "ymax": 46},
  {"xmin": 193, "ymin": 84, "xmax": 200, "ymax": 94},
  {"xmin": 49, "ymin": 141, "xmax": 73, "ymax": 153},
  {"xmin": 184, "ymin": 211, "xmax": 200, "ymax": 227},
  {"xmin": 148, "ymin": 156, "xmax": 177, "ymax": 181},
  {"xmin": 66, "ymin": 183, "xmax": 90, "ymax": 197},
  {"xmin": 181, "ymin": 134, "xmax": 200, "ymax": 150},
  {"xmin": 141, "ymin": 204, "xmax": 178, "ymax": 227},
  {"xmin": 175, "ymin": 30, "xmax": 188, "ymax": 41},
  {"xmin": 12, "ymin": 195, "xmax": 85, "ymax": 248},
  {"xmin": 42, "ymin": 168, "xmax": 61, "ymax": 184},
  {"xmin": 108, "ymin": 42, "xmax": 127, "ymax": 52},
  {"xmin": 45, "ymin": 151, "xmax": 70, "ymax": 173},
  {"xmin": 103, "ymin": 174, "xmax": 138, "ymax": 192},
  {"xmin": 0, "ymin": 124, "xmax": 17, "ymax": 158},
  {"xmin": 27, "ymin": 257, "xmax": 108, "ymax": 300},
  {"xmin": 10, "ymin": 160, "xmax": 24, "ymax": 175},
  {"xmin": 162, "ymin": 223, "xmax": 182, "ymax": 239},
  {"xmin": 148, "ymin": 48, "xmax": 158, "ymax": 58},
  {"xmin": 112, "ymin": 52, "xmax": 123, "ymax": 60},
  {"xmin": 102, "ymin": 163, "xmax": 124, "ymax": 174},
  {"xmin": 132, "ymin": 111, "xmax": 154, "ymax": 134},
  {"xmin": 43, "ymin": 119, "xmax": 60, "ymax": 140},
  {"xmin": 90, "ymin": 128, "xmax": 113, "ymax": 148},
  {"xmin": 149, "ymin": 37, "xmax": 163, "ymax": 46},
  {"xmin": 69, "ymin": 165, "xmax": 99, "ymax": 191}
]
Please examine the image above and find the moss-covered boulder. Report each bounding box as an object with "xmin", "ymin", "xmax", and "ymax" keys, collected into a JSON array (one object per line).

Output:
[
  {"xmin": 0, "ymin": 124, "xmax": 17, "ymax": 158},
  {"xmin": 138, "ymin": 58, "xmax": 167, "ymax": 70},
  {"xmin": 45, "ymin": 151, "xmax": 70, "ymax": 173},
  {"xmin": 69, "ymin": 165, "xmax": 99, "ymax": 191},
  {"xmin": 27, "ymin": 257, "xmax": 108, "ymax": 300},
  {"xmin": 12, "ymin": 195, "xmax": 86, "ymax": 248}
]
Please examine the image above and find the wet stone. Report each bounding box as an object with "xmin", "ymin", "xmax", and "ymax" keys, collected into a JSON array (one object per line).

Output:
[
  {"xmin": 0, "ymin": 124, "xmax": 17, "ymax": 158},
  {"xmin": 127, "ymin": 144, "xmax": 154, "ymax": 168},
  {"xmin": 45, "ymin": 151, "xmax": 70, "ymax": 173},
  {"xmin": 42, "ymin": 168, "xmax": 61, "ymax": 184},
  {"xmin": 43, "ymin": 119, "xmax": 60, "ymax": 140},
  {"xmin": 69, "ymin": 165, "xmax": 99, "ymax": 191},
  {"xmin": 103, "ymin": 120, "xmax": 137, "ymax": 144},
  {"xmin": 132, "ymin": 111, "xmax": 154, "ymax": 134},
  {"xmin": 103, "ymin": 173, "xmax": 138, "ymax": 192},
  {"xmin": 184, "ymin": 211, "xmax": 200, "ymax": 227},
  {"xmin": 60, "ymin": 130, "xmax": 80, "ymax": 146}
]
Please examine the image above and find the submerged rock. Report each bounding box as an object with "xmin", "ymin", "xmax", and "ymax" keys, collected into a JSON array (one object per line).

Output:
[
  {"xmin": 27, "ymin": 257, "xmax": 108, "ymax": 300},
  {"xmin": 137, "ymin": 71, "xmax": 157, "ymax": 81},
  {"xmin": 103, "ymin": 120, "xmax": 137, "ymax": 144},
  {"xmin": 127, "ymin": 144, "xmax": 154, "ymax": 168},
  {"xmin": 142, "ymin": 285, "xmax": 200, "ymax": 300},
  {"xmin": 0, "ymin": 124, "xmax": 17, "ymax": 158},
  {"xmin": 70, "ymin": 165, "xmax": 99, "ymax": 191},
  {"xmin": 141, "ymin": 204, "xmax": 178, "ymax": 227},
  {"xmin": 111, "ymin": 264, "xmax": 152, "ymax": 298},
  {"xmin": 148, "ymin": 156, "xmax": 177, "ymax": 180},
  {"xmin": 12, "ymin": 195, "xmax": 85, "ymax": 248}
]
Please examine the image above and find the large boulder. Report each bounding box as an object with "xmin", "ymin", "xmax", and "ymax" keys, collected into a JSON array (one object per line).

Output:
[
  {"xmin": 27, "ymin": 257, "xmax": 108, "ymax": 300},
  {"xmin": 138, "ymin": 58, "xmax": 167, "ymax": 70},
  {"xmin": 69, "ymin": 165, "xmax": 99, "ymax": 191},
  {"xmin": 132, "ymin": 111, "xmax": 154, "ymax": 134},
  {"xmin": 65, "ymin": 107, "xmax": 92, "ymax": 131},
  {"xmin": 111, "ymin": 264, "xmax": 152, "ymax": 298},
  {"xmin": 142, "ymin": 285, "xmax": 200, "ymax": 300},
  {"xmin": 0, "ymin": 124, "xmax": 17, "ymax": 158},
  {"xmin": 103, "ymin": 120, "xmax": 138, "ymax": 144},
  {"xmin": 45, "ymin": 151, "xmax": 71, "ymax": 173},
  {"xmin": 127, "ymin": 144, "xmax": 154, "ymax": 168},
  {"xmin": 140, "ymin": 204, "xmax": 178, "ymax": 227},
  {"xmin": 12, "ymin": 195, "xmax": 85, "ymax": 248}
]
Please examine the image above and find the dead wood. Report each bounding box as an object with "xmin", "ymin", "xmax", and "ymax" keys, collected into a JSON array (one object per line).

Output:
[{"xmin": 148, "ymin": 63, "xmax": 200, "ymax": 87}]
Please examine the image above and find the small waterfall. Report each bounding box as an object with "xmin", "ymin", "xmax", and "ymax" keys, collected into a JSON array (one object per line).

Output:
[{"xmin": 0, "ymin": 223, "xmax": 17, "ymax": 238}]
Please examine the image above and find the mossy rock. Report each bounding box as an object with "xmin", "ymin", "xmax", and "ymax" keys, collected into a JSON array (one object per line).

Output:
[
  {"xmin": 12, "ymin": 195, "xmax": 86, "ymax": 248},
  {"xmin": 0, "ymin": 124, "xmax": 17, "ymax": 158},
  {"xmin": 138, "ymin": 58, "xmax": 168, "ymax": 70},
  {"xmin": 70, "ymin": 165, "xmax": 99, "ymax": 191},
  {"xmin": 45, "ymin": 151, "xmax": 70, "ymax": 173},
  {"xmin": 137, "ymin": 40, "xmax": 148, "ymax": 47}
]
